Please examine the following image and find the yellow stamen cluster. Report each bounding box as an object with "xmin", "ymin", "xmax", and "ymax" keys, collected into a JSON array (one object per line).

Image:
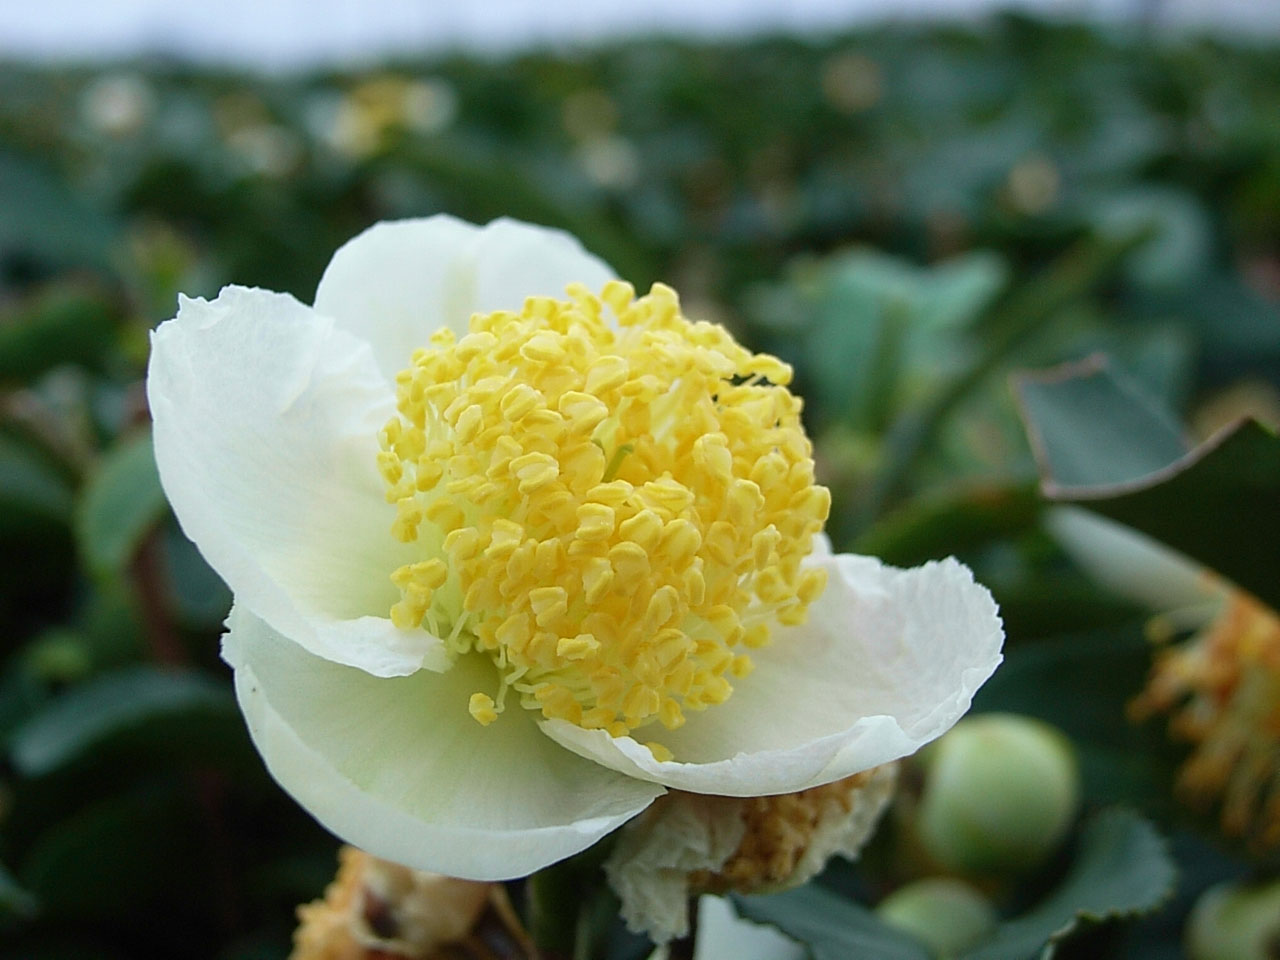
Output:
[
  {"xmin": 1132, "ymin": 593, "xmax": 1280, "ymax": 852},
  {"xmin": 377, "ymin": 280, "xmax": 829, "ymax": 745}
]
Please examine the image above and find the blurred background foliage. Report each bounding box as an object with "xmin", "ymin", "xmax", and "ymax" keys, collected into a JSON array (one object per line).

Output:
[{"xmin": 0, "ymin": 12, "xmax": 1278, "ymax": 958}]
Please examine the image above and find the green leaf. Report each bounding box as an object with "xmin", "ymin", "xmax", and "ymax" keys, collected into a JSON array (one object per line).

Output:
[
  {"xmin": 76, "ymin": 430, "xmax": 167, "ymax": 578},
  {"xmin": 10, "ymin": 666, "xmax": 236, "ymax": 777},
  {"xmin": 869, "ymin": 227, "xmax": 1153, "ymax": 518},
  {"xmin": 0, "ymin": 859, "xmax": 37, "ymax": 922},
  {"xmin": 958, "ymin": 809, "xmax": 1176, "ymax": 960},
  {"xmin": 18, "ymin": 780, "xmax": 194, "ymax": 919},
  {"xmin": 0, "ymin": 150, "xmax": 117, "ymax": 273},
  {"xmin": 0, "ymin": 288, "xmax": 121, "ymax": 384},
  {"xmin": 731, "ymin": 884, "xmax": 933, "ymax": 960},
  {"xmin": 0, "ymin": 433, "xmax": 74, "ymax": 527},
  {"xmin": 1015, "ymin": 355, "xmax": 1187, "ymax": 489},
  {"xmin": 1015, "ymin": 357, "xmax": 1280, "ymax": 610}
]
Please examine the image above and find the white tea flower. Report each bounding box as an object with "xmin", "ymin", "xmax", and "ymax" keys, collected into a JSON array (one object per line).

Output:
[{"xmin": 147, "ymin": 216, "xmax": 1003, "ymax": 881}]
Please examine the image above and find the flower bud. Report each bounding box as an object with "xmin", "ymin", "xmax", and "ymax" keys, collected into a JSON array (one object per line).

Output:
[
  {"xmin": 876, "ymin": 878, "xmax": 997, "ymax": 954},
  {"xmin": 1186, "ymin": 880, "xmax": 1280, "ymax": 960},
  {"xmin": 916, "ymin": 713, "xmax": 1079, "ymax": 875}
]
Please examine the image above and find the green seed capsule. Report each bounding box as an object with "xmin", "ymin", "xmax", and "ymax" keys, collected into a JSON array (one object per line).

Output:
[
  {"xmin": 876, "ymin": 877, "xmax": 998, "ymax": 955},
  {"xmin": 1186, "ymin": 880, "xmax": 1280, "ymax": 960},
  {"xmin": 916, "ymin": 713, "xmax": 1080, "ymax": 875}
]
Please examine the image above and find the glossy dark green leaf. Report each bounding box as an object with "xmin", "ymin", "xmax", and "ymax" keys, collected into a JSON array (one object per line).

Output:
[
  {"xmin": 1016, "ymin": 358, "xmax": 1280, "ymax": 610},
  {"xmin": 75, "ymin": 430, "xmax": 167, "ymax": 578},
  {"xmin": 732, "ymin": 884, "xmax": 933, "ymax": 960},
  {"xmin": 959, "ymin": 809, "xmax": 1176, "ymax": 960},
  {"xmin": 10, "ymin": 666, "xmax": 236, "ymax": 777}
]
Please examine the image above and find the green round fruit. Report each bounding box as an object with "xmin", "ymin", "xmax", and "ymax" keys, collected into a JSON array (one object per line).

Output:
[
  {"xmin": 1186, "ymin": 880, "xmax": 1280, "ymax": 960},
  {"xmin": 876, "ymin": 877, "xmax": 997, "ymax": 955},
  {"xmin": 916, "ymin": 713, "xmax": 1080, "ymax": 875}
]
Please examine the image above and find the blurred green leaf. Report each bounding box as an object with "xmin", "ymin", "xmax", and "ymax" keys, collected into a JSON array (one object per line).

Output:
[
  {"xmin": 18, "ymin": 780, "xmax": 192, "ymax": 918},
  {"xmin": 0, "ymin": 859, "xmax": 38, "ymax": 922},
  {"xmin": 870, "ymin": 227, "xmax": 1154, "ymax": 518},
  {"xmin": 1091, "ymin": 187, "xmax": 1212, "ymax": 293},
  {"xmin": 0, "ymin": 150, "xmax": 117, "ymax": 273},
  {"xmin": 0, "ymin": 433, "xmax": 74, "ymax": 527},
  {"xmin": 959, "ymin": 809, "xmax": 1175, "ymax": 960},
  {"xmin": 1016, "ymin": 358, "xmax": 1280, "ymax": 610},
  {"xmin": 75, "ymin": 430, "xmax": 167, "ymax": 578},
  {"xmin": 732, "ymin": 884, "xmax": 932, "ymax": 960},
  {"xmin": 1015, "ymin": 355, "xmax": 1187, "ymax": 488},
  {"xmin": 0, "ymin": 288, "xmax": 121, "ymax": 384},
  {"xmin": 10, "ymin": 666, "xmax": 235, "ymax": 777}
]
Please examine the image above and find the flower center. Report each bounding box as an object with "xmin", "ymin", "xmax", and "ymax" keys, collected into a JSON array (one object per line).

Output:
[{"xmin": 377, "ymin": 280, "xmax": 829, "ymax": 754}]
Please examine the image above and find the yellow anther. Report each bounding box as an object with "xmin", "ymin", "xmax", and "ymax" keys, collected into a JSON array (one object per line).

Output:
[
  {"xmin": 659, "ymin": 698, "xmax": 686, "ymax": 731},
  {"xmin": 558, "ymin": 391, "xmax": 610, "ymax": 433},
  {"xmin": 557, "ymin": 633, "xmax": 600, "ymax": 661},
  {"xmin": 500, "ymin": 383, "xmax": 543, "ymax": 421},
  {"xmin": 619, "ymin": 509, "xmax": 664, "ymax": 551},
  {"xmin": 752, "ymin": 527, "xmax": 781, "ymax": 567},
  {"xmin": 797, "ymin": 567, "xmax": 828, "ymax": 605},
  {"xmin": 423, "ymin": 499, "xmax": 464, "ymax": 533},
  {"xmin": 444, "ymin": 527, "xmax": 483, "ymax": 562},
  {"xmin": 529, "ymin": 586, "xmax": 569, "ymax": 628},
  {"xmin": 575, "ymin": 503, "xmax": 616, "ymax": 541},
  {"xmin": 608, "ymin": 541, "xmax": 650, "ymax": 581},
  {"xmin": 378, "ymin": 279, "xmax": 829, "ymax": 750},
  {"xmin": 413, "ymin": 558, "xmax": 449, "ymax": 590},
  {"xmin": 519, "ymin": 331, "xmax": 564, "ymax": 364},
  {"xmin": 601, "ymin": 280, "xmax": 636, "ymax": 316},
  {"xmin": 415, "ymin": 457, "xmax": 444, "ymax": 492},
  {"xmin": 704, "ymin": 521, "xmax": 739, "ymax": 566},
  {"xmin": 584, "ymin": 355, "xmax": 630, "ymax": 395},
  {"xmin": 659, "ymin": 519, "xmax": 702, "ymax": 566},
  {"xmin": 510, "ymin": 452, "xmax": 559, "ymax": 494},
  {"xmin": 469, "ymin": 693, "xmax": 498, "ymax": 726},
  {"xmin": 645, "ymin": 742, "xmax": 675, "ymax": 763},
  {"xmin": 455, "ymin": 404, "xmax": 484, "ymax": 443}
]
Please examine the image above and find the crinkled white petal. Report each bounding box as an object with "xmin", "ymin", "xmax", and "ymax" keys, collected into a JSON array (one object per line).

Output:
[
  {"xmin": 1047, "ymin": 506, "xmax": 1227, "ymax": 614},
  {"xmin": 606, "ymin": 765, "xmax": 896, "ymax": 944},
  {"xmin": 148, "ymin": 286, "xmax": 440, "ymax": 677},
  {"xmin": 225, "ymin": 606, "xmax": 663, "ymax": 882},
  {"xmin": 314, "ymin": 215, "xmax": 615, "ymax": 381},
  {"xmin": 543, "ymin": 553, "xmax": 1003, "ymax": 796},
  {"xmin": 606, "ymin": 796, "xmax": 748, "ymax": 944}
]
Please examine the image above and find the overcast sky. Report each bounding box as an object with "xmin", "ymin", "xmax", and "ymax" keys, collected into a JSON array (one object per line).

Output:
[{"xmin": 1, "ymin": 0, "xmax": 1276, "ymax": 70}]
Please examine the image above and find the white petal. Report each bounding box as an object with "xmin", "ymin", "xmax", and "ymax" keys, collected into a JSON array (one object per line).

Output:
[
  {"xmin": 1046, "ymin": 506, "xmax": 1227, "ymax": 614},
  {"xmin": 693, "ymin": 896, "xmax": 806, "ymax": 960},
  {"xmin": 227, "ymin": 607, "xmax": 663, "ymax": 881},
  {"xmin": 148, "ymin": 286, "xmax": 440, "ymax": 677},
  {"xmin": 314, "ymin": 216, "xmax": 615, "ymax": 380},
  {"xmin": 543, "ymin": 553, "xmax": 1003, "ymax": 796}
]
